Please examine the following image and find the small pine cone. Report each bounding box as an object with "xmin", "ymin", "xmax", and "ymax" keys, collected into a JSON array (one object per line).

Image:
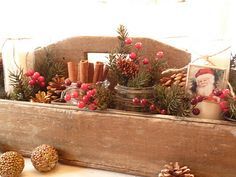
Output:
[
  {"xmin": 31, "ymin": 91, "xmax": 51, "ymax": 103},
  {"xmin": 116, "ymin": 58, "xmax": 138, "ymax": 78},
  {"xmin": 47, "ymin": 75, "xmax": 66, "ymax": 100},
  {"xmin": 158, "ymin": 162, "xmax": 194, "ymax": 177}
]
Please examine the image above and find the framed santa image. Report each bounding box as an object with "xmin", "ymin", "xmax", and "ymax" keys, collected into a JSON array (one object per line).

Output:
[{"xmin": 186, "ymin": 64, "xmax": 227, "ymax": 97}]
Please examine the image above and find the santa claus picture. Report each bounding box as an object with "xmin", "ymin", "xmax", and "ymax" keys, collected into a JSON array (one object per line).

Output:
[{"xmin": 187, "ymin": 64, "xmax": 226, "ymax": 97}]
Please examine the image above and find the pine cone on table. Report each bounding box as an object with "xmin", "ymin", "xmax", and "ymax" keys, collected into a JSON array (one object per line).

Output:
[
  {"xmin": 116, "ymin": 58, "xmax": 138, "ymax": 78},
  {"xmin": 47, "ymin": 75, "xmax": 66, "ymax": 100},
  {"xmin": 158, "ymin": 162, "xmax": 194, "ymax": 177}
]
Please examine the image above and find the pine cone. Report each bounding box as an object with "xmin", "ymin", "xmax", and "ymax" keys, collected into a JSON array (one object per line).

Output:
[
  {"xmin": 116, "ymin": 58, "xmax": 138, "ymax": 78},
  {"xmin": 158, "ymin": 162, "xmax": 194, "ymax": 177},
  {"xmin": 47, "ymin": 75, "xmax": 66, "ymax": 100},
  {"xmin": 31, "ymin": 91, "xmax": 51, "ymax": 103},
  {"xmin": 160, "ymin": 71, "xmax": 187, "ymax": 88}
]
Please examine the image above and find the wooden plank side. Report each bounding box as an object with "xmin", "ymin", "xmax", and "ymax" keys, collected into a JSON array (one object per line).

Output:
[{"xmin": 0, "ymin": 100, "xmax": 236, "ymax": 177}]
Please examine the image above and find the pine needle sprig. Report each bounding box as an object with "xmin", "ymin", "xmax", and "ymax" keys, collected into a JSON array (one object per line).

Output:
[
  {"xmin": 9, "ymin": 68, "xmax": 32, "ymax": 101},
  {"xmin": 35, "ymin": 47, "xmax": 67, "ymax": 84},
  {"xmin": 154, "ymin": 85, "xmax": 191, "ymax": 117}
]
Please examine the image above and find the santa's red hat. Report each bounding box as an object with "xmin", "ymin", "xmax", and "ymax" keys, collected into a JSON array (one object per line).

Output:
[{"xmin": 195, "ymin": 68, "xmax": 214, "ymax": 78}]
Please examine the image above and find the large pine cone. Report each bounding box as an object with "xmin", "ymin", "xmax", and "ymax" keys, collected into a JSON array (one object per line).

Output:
[
  {"xmin": 158, "ymin": 162, "xmax": 194, "ymax": 177},
  {"xmin": 47, "ymin": 75, "xmax": 66, "ymax": 100},
  {"xmin": 116, "ymin": 58, "xmax": 138, "ymax": 78}
]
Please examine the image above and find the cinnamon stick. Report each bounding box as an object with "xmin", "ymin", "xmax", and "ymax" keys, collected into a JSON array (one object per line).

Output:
[
  {"xmin": 98, "ymin": 62, "xmax": 104, "ymax": 82},
  {"xmin": 88, "ymin": 62, "xmax": 94, "ymax": 83},
  {"xmin": 77, "ymin": 62, "xmax": 81, "ymax": 81},
  {"xmin": 93, "ymin": 62, "xmax": 102, "ymax": 83},
  {"xmin": 80, "ymin": 60, "xmax": 89, "ymax": 83},
  {"xmin": 67, "ymin": 62, "xmax": 77, "ymax": 82}
]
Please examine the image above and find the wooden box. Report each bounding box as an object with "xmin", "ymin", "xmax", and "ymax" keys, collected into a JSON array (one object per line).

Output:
[{"xmin": 1, "ymin": 37, "xmax": 236, "ymax": 177}]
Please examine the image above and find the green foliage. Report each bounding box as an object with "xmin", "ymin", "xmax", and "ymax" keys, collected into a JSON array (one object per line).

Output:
[
  {"xmin": 95, "ymin": 83, "xmax": 114, "ymax": 110},
  {"xmin": 127, "ymin": 71, "xmax": 151, "ymax": 87},
  {"xmin": 154, "ymin": 85, "xmax": 191, "ymax": 117},
  {"xmin": 35, "ymin": 47, "xmax": 67, "ymax": 84},
  {"xmin": 8, "ymin": 68, "xmax": 33, "ymax": 101},
  {"xmin": 227, "ymin": 96, "xmax": 236, "ymax": 119}
]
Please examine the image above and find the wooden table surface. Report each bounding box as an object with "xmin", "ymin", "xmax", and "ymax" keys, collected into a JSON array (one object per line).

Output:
[{"xmin": 21, "ymin": 158, "xmax": 136, "ymax": 177}]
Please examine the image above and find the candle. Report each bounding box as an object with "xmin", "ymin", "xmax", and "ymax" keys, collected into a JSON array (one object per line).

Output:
[{"xmin": 2, "ymin": 38, "xmax": 36, "ymax": 93}]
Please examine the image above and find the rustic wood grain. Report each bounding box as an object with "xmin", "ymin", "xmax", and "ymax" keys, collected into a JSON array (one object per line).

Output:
[
  {"xmin": 0, "ymin": 99, "xmax": 236, "ymax": 177},
  {"xmin": 34, "ymin": 36, "xmax": 191, "ymax": 69}
]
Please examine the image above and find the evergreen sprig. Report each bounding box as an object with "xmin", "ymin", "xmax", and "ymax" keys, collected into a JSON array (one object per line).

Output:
[
  {"xmin": 9, "ymin": 68, "xmax": 32, "ymax": 101},
  {"xmin": 95, "ymin": 83, "xmax": 114, "ymax": 110},
  {"xmin": 35, "ymin": 47, "xmax": 67, "ymax": 84},
  {"xmin": 154, "ymin": 85, "xmax": 191, "ymax": 117}
]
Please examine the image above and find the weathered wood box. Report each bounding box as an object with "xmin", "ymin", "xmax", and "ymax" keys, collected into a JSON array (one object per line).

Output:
[{"xmin": 0, "ymin": 37, "xmax": 236, "ymax": 177}]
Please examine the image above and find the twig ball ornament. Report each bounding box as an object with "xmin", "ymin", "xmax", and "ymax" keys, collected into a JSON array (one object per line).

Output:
[
  {"xmin": 0, "ymin": 151, "xmax": 25, "ymax": 177},
  {"xmin": 31, "ymin": 144, "xmax": 59, "ymax": 172}
]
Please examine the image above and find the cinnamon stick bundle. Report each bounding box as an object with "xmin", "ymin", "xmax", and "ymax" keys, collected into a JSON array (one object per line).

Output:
[
  {"xmin": 67, "ymin": 62, "xmax": 77, "ymax": 82},
  {"xmin": 102, "ymin": 65, "xmax": 109, "ymax": 81},
  {"xmin": 98, "ymin": 62, "xmax": 104, "ymax": 82},
  {"xmin": 80, "ymin": 60, "xmax": 89, "ymax": 83}
]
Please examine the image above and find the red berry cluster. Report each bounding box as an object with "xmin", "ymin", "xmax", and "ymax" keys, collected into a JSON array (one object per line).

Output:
[
  {"xmin": 190, "ymin": 95, "xmax": 205, "ymax": 115},
  {"xmin": 63, "ymin": 79, "xmax": 98, "ymax": 111},
  {"xmin": 25, "ymin": 69, "xmax": 45, "ymax": 88},
  {"xmin": 212, "ymin": 88, "xmax": 231, "ymax": 113},
  {"xmin": 132, "ymin": 97, "xmax": 167, "ymax": 114}
]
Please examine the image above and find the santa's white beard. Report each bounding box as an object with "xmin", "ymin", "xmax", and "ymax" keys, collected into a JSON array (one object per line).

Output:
[{"xmin": 196, "ymin": 84, "xmax": 215, "ymax": 96}]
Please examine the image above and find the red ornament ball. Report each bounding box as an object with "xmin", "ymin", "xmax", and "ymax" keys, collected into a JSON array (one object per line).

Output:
[
  {"xmin": 28, "ymin": 79, "xmax": 36, "ymax": 86},
  {"xmin": 39, "ymin": 82, "xmax": 46, "ymax": 88},
  {"xmin": 88, "ymin": 103, "xmax": 97, "ymax": 110},
  {"xmin": 132, "ymin": 97, "xmax": 140, "ymax": 105},
  {"xmin": 192, "ymin": 108, "xmax": 200, "ymax": 115},
  {"xmin": 149, "ymin": 104, "xmax": 156, "ymax": 111},
  {"xmin": 134, "ymin": 42, "xmax": 142, "ymax": 49},
  {"xmin": 82, "ymin": 95, "xmax": 90, "ymax": 103},
  {"xmin": 32, "ymin": 72, "xmax": 40, "ymax": 80},
  {"xmin": 25, "ymin": 69, "xmax": 35, "ymax": 77},
  {"xmin": 71, "ymin": 91, "xmax": 79, "ymax": 98},
  {"xmin": 140, "ymin": 99, "xmax": 147, "ymax": 106},
  {"xmin": 64, "ymin": 94, "xmax": 71, "ymax": 101},
  {"xmin": 160, "ymin": 109, "xmax": 167, "ymax": 115},
  {"xmin": 219, "ymin": 101, "xmax": 229, "ymax": 111},
  {"xmin": 125, "ymin": 38, "xmax": 132, "ymax": 45},
  {"xmin": 37, "ymin": 76, "xmax": 45, "ymax": 82},
  {"xmin": 213, "ymin": 89, "xmax": 222, "ymax": 97},
  {"xmin": 65, "ymin": 78, "xmax": 72, "ymax": 86},
  {"xmin": 129, "ymin": 52, "xmax": 137, "ymax": 60},
  {"xmin": 81, "ymin": 83, "xmax": 89, "ymax": 91},
  {"xmin": 143, "ymin": 58, "xmax": 149, "ymax": 65},
  {"xmin": 77, "ymin": 101, "xmax": 86, "ymax": 109}
]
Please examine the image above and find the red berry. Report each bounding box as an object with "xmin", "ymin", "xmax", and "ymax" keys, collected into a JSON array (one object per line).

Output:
[
  {"xmin": 160, "ymin": 109, "xmax": 167, "ymax": 115},
  {"xmin": 143, "ymin": 58, "xmax": 149, "ymax": 65},
  {"xmin": 190, "ymin": 98, "xmax": 198, "ymax": 105},
  {"xmin": 134, "ymin": 42, "xmax": 142, "ymax": 49},
  {"xmin": 222, "ymin": 89, "xmax": 230, "ymax": 97},
  {"xmin": 81, "ymin": 83, "xmax": 89, "ymax": 91},
  {"xmin": 65, "ymin": 78, "xmax": 72, "ymax": 86},
  {"xmin": 124, "ymin": 38, "xmax": 132, "ymax": 45},
  {"xmin": 76, "ymin": 81, "xmax": 82, "ymax": 88},
  {"xmin": 25, "ymin": 69, "xmax": 34, "ymax": 77},
  {"xmin": 129, "ymin": 52, "xmax": 137, "ymax": 60},
  {"xmin": 192, "ymin": 108, "xmax": 200, "ymax": 115},
  {"xmin": 213, "ymin": 89, "xmax": 222, "ymax": 97},
  {"xmin": 219, "ymin": 101, "xmax": 229, "ymax": 111},
  {"xmin": 88, "ymin": 103, "xmax": 97, "ymax": 110},
  {"xmin": 196, "ymin": 95, "xmax": 204, "ymax": 102},
  {"xmin": 77, "ymin": 101, "xmax": 86, "ymax": 109},
  {"xmin": 71, "ymin": 91, "xmax": 79, "ymax": 98},
  {"xmin": 132, "ymin": 97, "xmax": 140, "ymax": 105},
  {"xmin": 156, "ymin": 51, "xmax": 164, "ymax": 59},
  {"xmin": 39, "ymin": 81, "xmax": 46, "ymax": 87},
  {"xmin": 32, "ymin": 72, "xmax": 40, "ymax": 80},
  {"xmin": 140, "ymin": 99, "xmax": 147, "ymax": 106},
  {"xmin": 149, "ymin": 104, "xmax": 156, "ymax": 111},
  {"xmin": 82, "ymin": 95, "xmax": 90, "ymax": 103},
  {"xmin": 64, "ymin": 94, "xmax": 71, "ymax": 101},
  {"xmin": 38, "ymin": 76, "xmax": 45, "ymax": 82},
  {"xmin": 87, "ymin": 89, "xmax": 96, "ymax": 97},
  {"xmin": 28, "ymin": 79, "xmax": 36, "ymax": 86}
]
